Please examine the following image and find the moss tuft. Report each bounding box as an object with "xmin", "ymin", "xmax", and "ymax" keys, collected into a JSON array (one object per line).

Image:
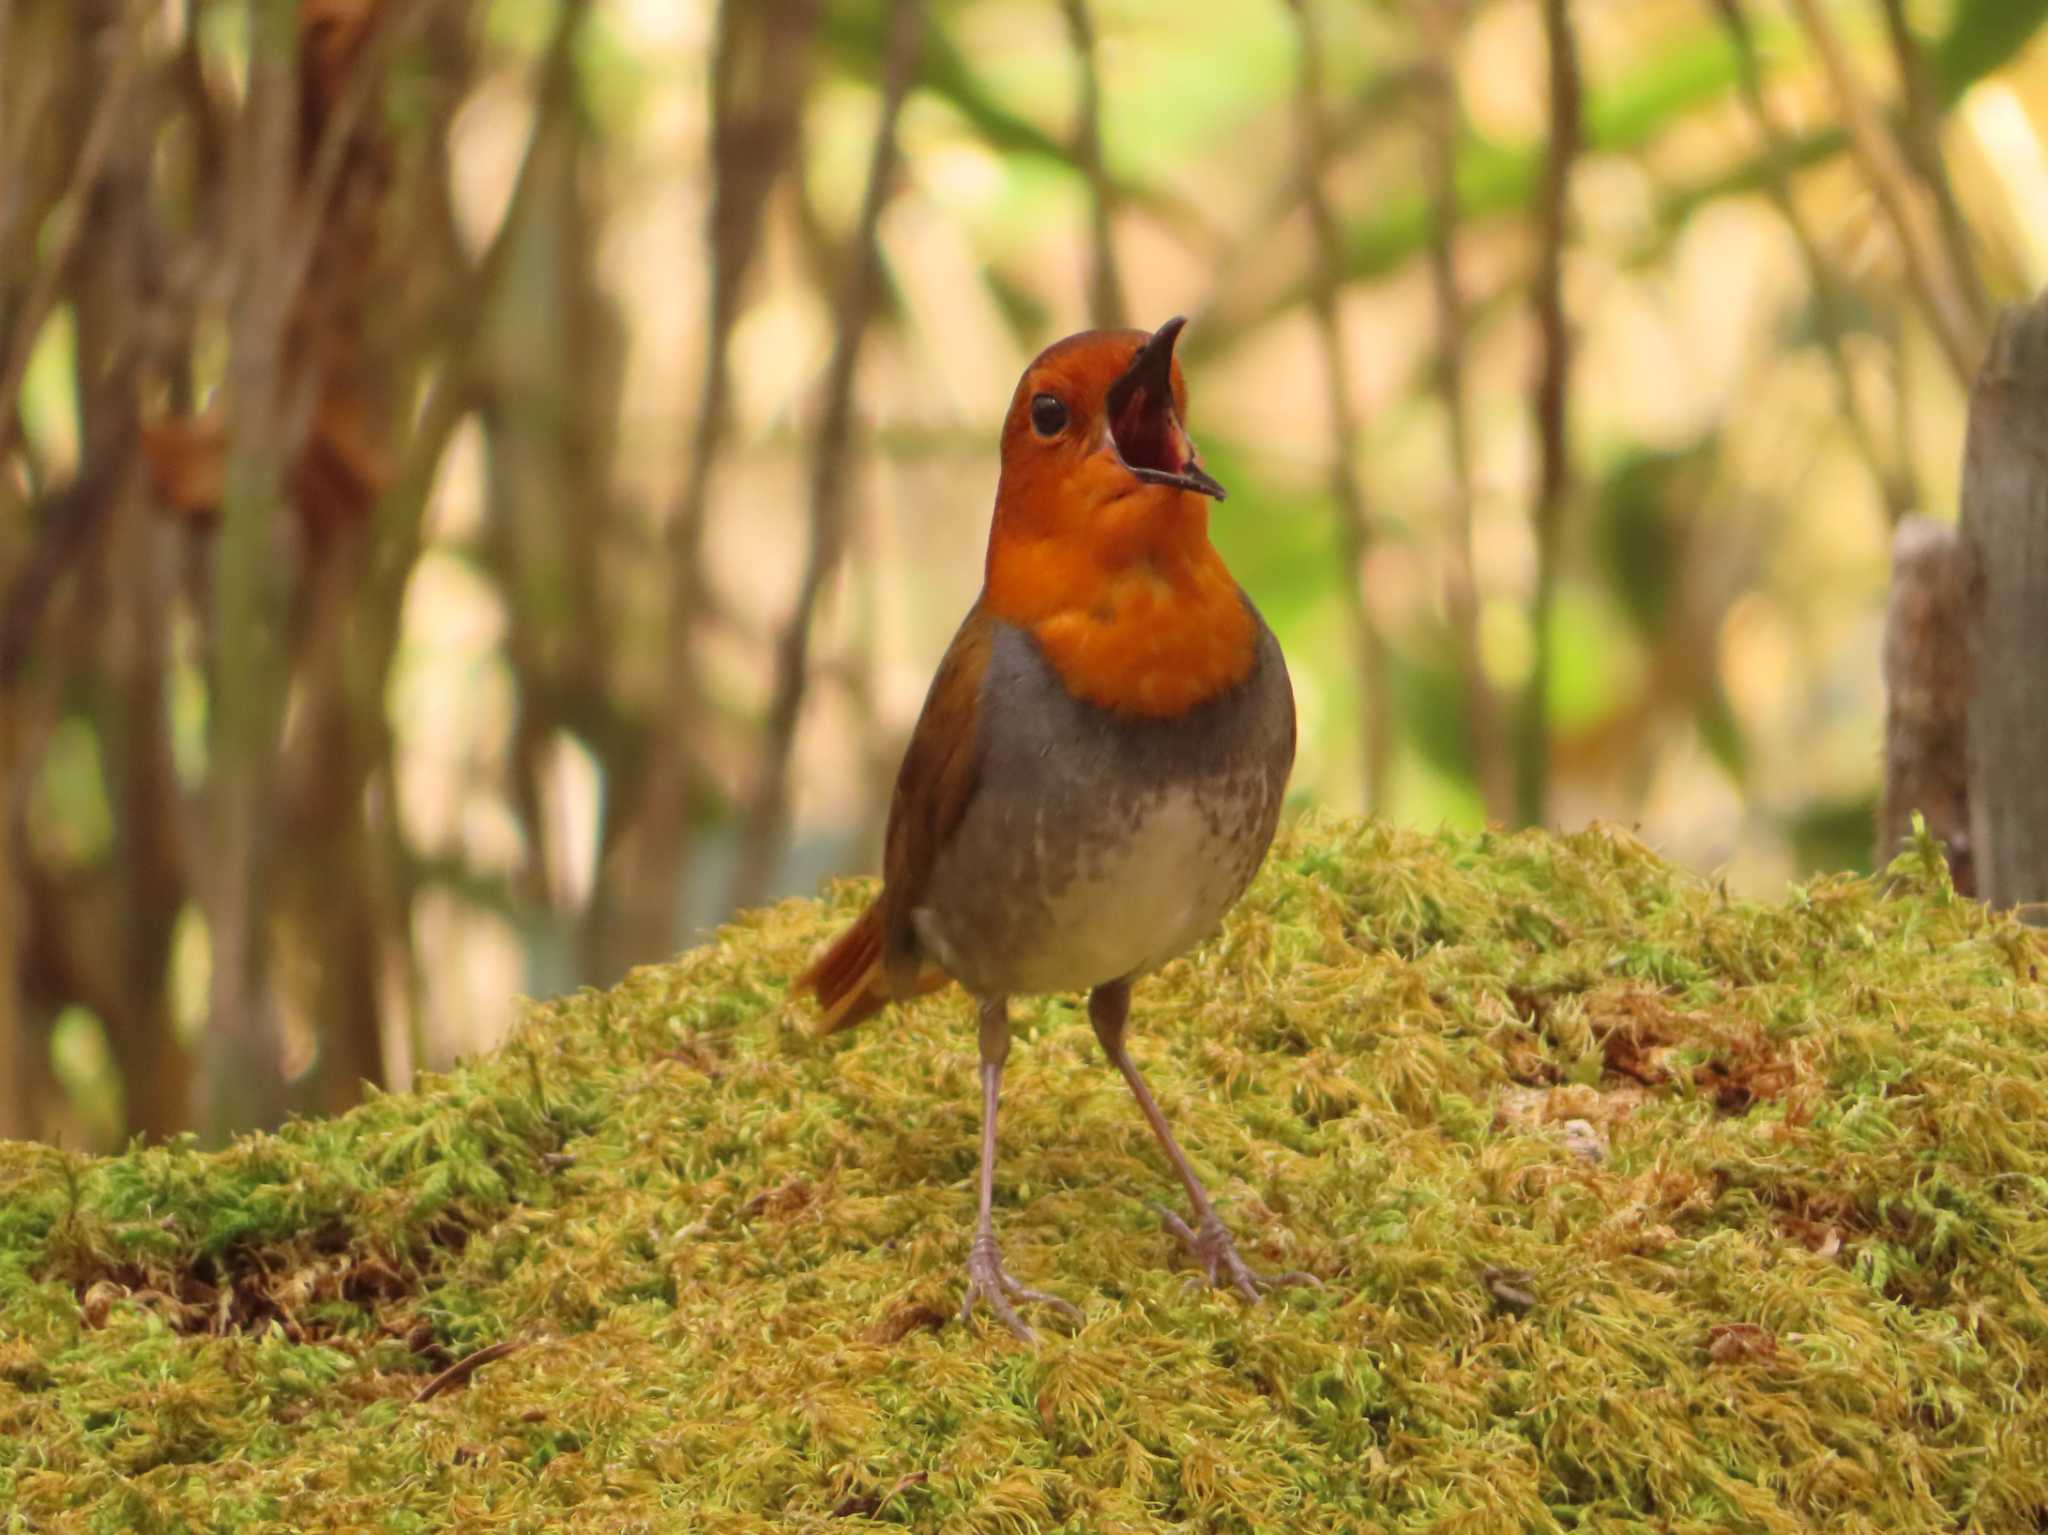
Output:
[{"xmin": 4, "ymin": 816, "xmax": 2047, "ymax": 1531}]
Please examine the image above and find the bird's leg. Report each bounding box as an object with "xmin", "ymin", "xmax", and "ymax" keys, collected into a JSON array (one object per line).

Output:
[
  {"xmin": 960, "ymin": 995, "xmax": 1083, "ymax": 1343},
  {"xmin": 1089, "ymin": 981, "xmax": 1318, "ymax": 1301}
]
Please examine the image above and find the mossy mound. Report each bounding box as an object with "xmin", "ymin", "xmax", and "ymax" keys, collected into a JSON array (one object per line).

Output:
[{"xmin": 4, "ymin": 817, "xmax": 2048, "ymax": 1533}]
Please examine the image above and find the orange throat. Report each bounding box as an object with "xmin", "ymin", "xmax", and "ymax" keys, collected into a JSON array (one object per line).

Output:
[{"xmin": 984, "ymin": 507, "xmax": 1255, "ymax": 717}]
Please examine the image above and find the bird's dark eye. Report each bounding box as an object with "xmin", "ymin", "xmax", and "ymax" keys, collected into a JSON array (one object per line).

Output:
[{"xmin": 1029, "ymin": 393, "xmax": 1068, "ymax": 437}]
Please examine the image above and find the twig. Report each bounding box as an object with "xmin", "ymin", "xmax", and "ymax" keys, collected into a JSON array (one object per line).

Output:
[
  {"xmin": 1782, "ymin": 0, "xmax": 1980, "ymax": 385},
  {"xmin": 1875, "ymin": 0, "xmax": 1988, "ymax": 331},
  {"xmin": 0, "ymin": 17, "xmax": 139, "ymax": 464},
  {"xmin": 1062, "ymin": 0, "xmax": 1126, "ymax": 330},
  {"xmin": 725, "ymin": 0, "xmax": 924, "ymax": 914},
  {"xmin": 1288, "ymin": 0, "xmax": 1391, "ymax": 811},
  {"xmin": 412, "ymin": 1338, "xmax": 532, "ymax": 1404},
  {"xmin": 1517, "ymin": 0, "xmax": 1581, "ymax": 829},
  {"xmin": 1416, "ymin": 0, "xmax": 1515, "ymax": 826},
  {"xmin": 1708, "ymin": 0, "xmax": 1910, "ymax": 523}
]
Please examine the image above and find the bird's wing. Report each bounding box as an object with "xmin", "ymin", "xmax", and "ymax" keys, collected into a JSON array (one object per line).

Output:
[
  {"xmin": 799, "ymin": 602, "xmax": 992, "ymax": 1034},
  {"xmin": 877, "ymin": 601, "xmax": 996, "ymax": 980}
]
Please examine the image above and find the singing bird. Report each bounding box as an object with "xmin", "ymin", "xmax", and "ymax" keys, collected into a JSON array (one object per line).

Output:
[{"xmin": 801, "ymin": 317, "xmax": 1311, "ymax": 1341}]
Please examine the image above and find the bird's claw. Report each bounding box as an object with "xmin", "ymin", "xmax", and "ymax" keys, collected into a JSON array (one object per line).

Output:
[
  {"xmin": 1154, "ymin": 1204, "xmax": 1319, "ymax": 1302},
  {"xmin": 961, "ymin": 1234, "xmax": 1082, "ymax": 1344}
]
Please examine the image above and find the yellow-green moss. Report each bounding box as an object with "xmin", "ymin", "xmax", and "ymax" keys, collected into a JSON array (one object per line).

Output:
[{"xmin": 4, "ymin": 816, "xmax": 2047, "ymax": 1532}]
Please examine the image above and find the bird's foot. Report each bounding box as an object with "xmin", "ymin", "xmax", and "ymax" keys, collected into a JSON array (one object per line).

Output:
[
  {"xmin": 1155, "ymin": 1205, "xmax": 1319, "ymax": 1302},
  {"xmin": 960, "ymin": 1233, "xmax": 1082, "ymax": 1344}
]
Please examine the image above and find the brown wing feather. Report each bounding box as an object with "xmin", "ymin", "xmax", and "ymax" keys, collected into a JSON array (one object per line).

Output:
[
  {"xmin": 799, "ymin": 603, "xmax": 993, "ymax": 1033},
  {"xmin": 878, "ymin": 604, "xmax": 995, "ymax": 979}
]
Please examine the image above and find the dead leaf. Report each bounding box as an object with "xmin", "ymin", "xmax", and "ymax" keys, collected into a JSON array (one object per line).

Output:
[
  {"xmin": 1706, "ymin": 1322, "xmax": 1778, "ymax": 1365},
  {"xmin": 741, "ymin": 1176, "xmax": 813, "ymax": 1220},
  {"xmin": 865, "ymin": 1300, "xmax": 949, "ymax": 1346}
]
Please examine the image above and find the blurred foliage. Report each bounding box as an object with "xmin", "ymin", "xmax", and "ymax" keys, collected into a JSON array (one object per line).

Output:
[{"xmin": 5, "ymin": 0, "xmax": 2048, "ymax": 1144}]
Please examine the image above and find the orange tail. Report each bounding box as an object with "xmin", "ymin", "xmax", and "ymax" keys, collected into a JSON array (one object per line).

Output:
[
  {"xmin": 800, "ymin": 902, "xmax": 891, "ymax": 1035},
  {"xmin": 798, "ymin": 901, "xmax": 949, "ymax": 1036}
]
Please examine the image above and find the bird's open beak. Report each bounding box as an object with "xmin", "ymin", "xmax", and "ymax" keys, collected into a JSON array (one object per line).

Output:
[{"xmin": 1104, "ymin": 315, "xmax": 1227, "ymax": 502}]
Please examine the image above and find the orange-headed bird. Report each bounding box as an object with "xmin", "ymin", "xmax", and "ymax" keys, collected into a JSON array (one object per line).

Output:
[{"xmin": 801, "ymin": 317, "xmax": 1311, "ymax": 1341}]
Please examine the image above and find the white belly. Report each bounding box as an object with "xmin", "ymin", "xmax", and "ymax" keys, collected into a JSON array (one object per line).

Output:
[{"xmin": 913, "ymin": 782, "xmax": 1264, "ymax": 996}]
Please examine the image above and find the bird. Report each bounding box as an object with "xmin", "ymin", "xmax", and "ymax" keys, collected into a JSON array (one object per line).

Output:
[{"xmin": 799, "ymin": 316, "xmax": 1312, "ymax": 1342}]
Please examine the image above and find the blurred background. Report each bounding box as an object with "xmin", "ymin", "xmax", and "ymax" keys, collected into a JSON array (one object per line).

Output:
[{"xmin": 1, "ymin": 0, "xmax": 2039, "ymax": 1146}]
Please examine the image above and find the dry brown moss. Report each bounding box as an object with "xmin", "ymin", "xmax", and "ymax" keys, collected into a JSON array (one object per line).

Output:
[{"xmin": 3, "ymin": 815, "xmax": 2047, "ymax": 1532}]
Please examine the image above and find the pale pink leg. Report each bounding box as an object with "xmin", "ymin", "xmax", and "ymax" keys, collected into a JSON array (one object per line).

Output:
[
  {"xmin": 960, "ymin": 996, "xmax": 1083, "ymax": 1342},
  {"xmin": 1089, "ymin": 981, "xmax": 1318, "ymax": 1301}
]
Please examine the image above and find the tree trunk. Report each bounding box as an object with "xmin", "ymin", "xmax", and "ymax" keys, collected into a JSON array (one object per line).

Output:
[
  {"xmin": 1959, "ymin": 296, "xmax": 2048, "ymax": 914},
  {"xmin": 1877, "ymin": 516, "xmax": 1970, "ymax": 891}
]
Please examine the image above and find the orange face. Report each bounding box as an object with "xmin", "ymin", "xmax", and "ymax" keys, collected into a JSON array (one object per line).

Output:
[
  {"xmin": 983, "ymin": 318, "xmax": 1254, "ymax": 717},
  {"xmin": 988, "ymin": 318, "xmax": 1222, "ymax": 544}
]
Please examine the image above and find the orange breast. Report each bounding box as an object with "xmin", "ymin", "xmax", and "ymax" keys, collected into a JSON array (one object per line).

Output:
[{"xmin": 984, "ymin": 514, "xmax": 1255, "ymax": 717}]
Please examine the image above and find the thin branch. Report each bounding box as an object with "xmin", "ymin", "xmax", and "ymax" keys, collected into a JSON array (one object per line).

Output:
[
  {"xmin": 1517, "ymin": 0, "xmax": 1581, "ymax": 829},
  {"xmin": 1783, "ymin": 0, "xmax": 1980, "ymax": 385},
  {"xmin": 1288, "ymin": 0, "xmax": 1391, "ymax": 812},
  {"xmin": 726, "ymin": 0, "xmax": 923, "ymax": 914},
  {"xmin": 1062, "ymin": 0, "xmax": 1126, "ymax": 330},
  {"xmin": 1416, "ymin": 0, "xmax": 1515, "ymax": 826},
  {"xmin": 1875, "ymin": 0, "xmax": 1988, "ymax": 330},
  {"xmin": 412, "ymin": 1338, "xmax": 534, "ymax": 1404},
  {"xmin": 0, "ymin": 18, "xmax": 140, "ymax": 465},
  {"xmin": 1709, "ymin": 0, "xmax": 1910, "ymax": 523}
]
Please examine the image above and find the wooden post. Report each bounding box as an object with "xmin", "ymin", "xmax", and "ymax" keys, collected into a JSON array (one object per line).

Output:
[
  {"xmin": 1878, "ymin": 516, "xmax": 1971, "ymax": 892},
  {"xmin": 1959, "ymin": 297, "xmax": 2048, "ymax": 913}
]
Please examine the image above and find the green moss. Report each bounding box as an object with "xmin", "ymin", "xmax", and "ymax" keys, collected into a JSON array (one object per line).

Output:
[{"xmin": 4, "ymin": 816, "xmax": 2047, "ymax": 1532}]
